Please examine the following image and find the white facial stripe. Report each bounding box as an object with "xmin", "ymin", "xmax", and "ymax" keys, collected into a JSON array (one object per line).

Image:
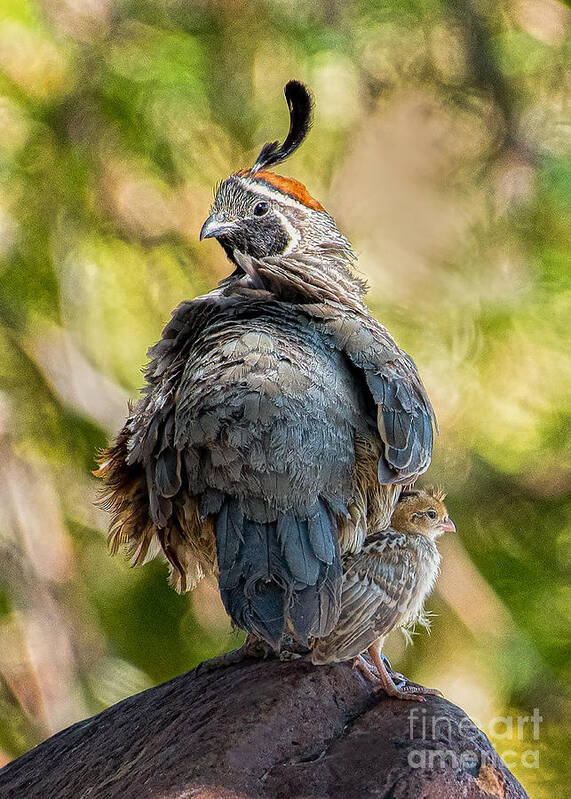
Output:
[
  {"xmin": 273, "ymin": 209, "xmax": 301, "ymax": 254},
  {"xmin": 235, "ymin": 175, "xmax": 305, "ymax": 253},
  {"xmin": 236, "ymin": 175, "xmax": 314, "ymax": 212}
]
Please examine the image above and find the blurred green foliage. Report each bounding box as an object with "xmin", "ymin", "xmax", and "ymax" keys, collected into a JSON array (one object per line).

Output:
[{"xmin": 0, "ymin": 0, "xmax": 569, "ymax": 794}]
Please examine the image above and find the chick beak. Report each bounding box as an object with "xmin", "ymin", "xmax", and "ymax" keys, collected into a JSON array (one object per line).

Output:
[
  {"xmin": 199, "ymin": 213, "xmax": 237, "ymax": 241},
  {"xmin": 440, "ymin": 517, "xmax": 456, "ymax": 533}
]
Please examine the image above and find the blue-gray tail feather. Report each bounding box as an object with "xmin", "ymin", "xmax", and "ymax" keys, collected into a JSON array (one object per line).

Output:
[{"xmin": 216, "ymin": 498, "xmax": 341, "ymax": 648}]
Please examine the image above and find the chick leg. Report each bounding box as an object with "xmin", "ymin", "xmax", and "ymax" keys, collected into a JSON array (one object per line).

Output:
[
  {"xmin": 352, "ymin": 654, "xmax": 379, "ymax": 682},
  {"xmin": 368, "ymin": 641, "xmax": 442, "ymax": 702},
  {"xmin": 351, "ymin": 652, "xmax": 405, "ymax": 682},
  {"xmin": 388, "ymin": 666, "xmax": 407, "ymax": 689},
  {"xmin": 378, "ymin": 652, "xmax": 395, "ymax": 672},
  {"xmin": 373, "ymin": 651, "xmax": 406, "ymax": 688}
]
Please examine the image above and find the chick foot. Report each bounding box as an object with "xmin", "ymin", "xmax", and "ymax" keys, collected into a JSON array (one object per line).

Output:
[
  {"xmin": 352, "ymin": 653, "xmax": 407, "ymax": 690},
  {"xmin": 367, "ymin": 645, "xmax": 442, "ymax": 702},
  {"xmin": 352, "ymin": 654, "xmax": 379, "ymax": 681}
]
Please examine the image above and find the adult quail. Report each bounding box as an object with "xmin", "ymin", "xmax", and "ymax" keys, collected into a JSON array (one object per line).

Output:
[
  {"xmin": 98, "ymin": 81, "xmax": 436, "ymax": 652},
  {"xmin": 312, "ymin": 488, "xmax": 455, "ymax": 700}
]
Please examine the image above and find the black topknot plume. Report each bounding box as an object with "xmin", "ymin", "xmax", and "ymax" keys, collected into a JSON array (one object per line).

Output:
[{"xmin": 250, "ymin": 80, "xmax": 313, "ymax": 174}]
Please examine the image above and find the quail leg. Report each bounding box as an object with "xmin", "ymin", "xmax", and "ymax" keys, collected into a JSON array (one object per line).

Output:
[
  {"xmin": 367, "ymin": 642, "xmax": 442, "ymax": 702},
  {"xmin": 195, "ymin": 634, "xmax": 274, "ymax": 675},
  {"xmin": 279, "ymin": 634, "xmax": 310, "ymax": 661},
  {"xmin": 279, "ymin": 650, "xmax": 303, "ymax": 661}
]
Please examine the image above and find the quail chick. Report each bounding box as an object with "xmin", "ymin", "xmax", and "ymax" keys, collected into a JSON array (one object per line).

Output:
[
  {"xmin": 311, "ymin": 488, "xmax": 455, "ymax": 701},
  {"xmin": 97, "ymin": 82, "xmax": 436, "ymax": 654}
]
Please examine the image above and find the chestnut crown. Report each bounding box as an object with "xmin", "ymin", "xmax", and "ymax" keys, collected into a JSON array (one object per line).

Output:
[{"xmin": 200, "ymin": 81, "xmax": 351, "ymax": 265}]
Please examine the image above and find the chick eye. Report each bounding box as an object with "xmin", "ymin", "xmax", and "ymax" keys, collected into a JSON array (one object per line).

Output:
[
  {"xmin": 426, "ymin": 510, "xmax": 437, "ymax": 520},
  {"xmin": 253, "ymin": 201, "xmax": 269, "ymax": 217}
]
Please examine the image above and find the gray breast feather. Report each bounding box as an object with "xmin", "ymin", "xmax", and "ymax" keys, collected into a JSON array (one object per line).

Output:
[{"xmin": 171, "ymin": 316, "xmax": 362, "ymax": 521}]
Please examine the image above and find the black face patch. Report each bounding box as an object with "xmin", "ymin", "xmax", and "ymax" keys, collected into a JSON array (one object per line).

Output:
[
  {"xmin": 217, "ymin": 214, "xmax": 289, "ymax": 259},
  {"xmin": 210, "ymin": 177, "xmax": 292, "ymax": 261}
]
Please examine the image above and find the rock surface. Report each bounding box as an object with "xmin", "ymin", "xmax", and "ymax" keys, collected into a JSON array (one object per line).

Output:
[{"xmin": 0, "ymin": 656, "xmax": 528, "ymax": 798}]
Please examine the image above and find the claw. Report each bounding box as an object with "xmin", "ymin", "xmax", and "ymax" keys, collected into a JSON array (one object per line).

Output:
[
  {"xmin": 279, "ymin": 651, "xmax": 302, "ymax": 661},
  {"xmin": 194, "ymin": 634, "xmax": 274, "ymax": 676},
  {"xmin": 373, "ymin": 682, "xmax": 442, "ymax": 702}
]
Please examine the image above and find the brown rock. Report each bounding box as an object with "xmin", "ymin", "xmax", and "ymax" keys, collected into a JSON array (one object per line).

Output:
[{"xmin": 0, "ymin": 656, "xmax": 528, "ymax": 798}]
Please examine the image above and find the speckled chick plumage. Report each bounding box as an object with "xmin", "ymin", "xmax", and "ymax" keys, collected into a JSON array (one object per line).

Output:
[{"xmin": 311, "ymin": 488, "xmax": 454, "ymax": 665}]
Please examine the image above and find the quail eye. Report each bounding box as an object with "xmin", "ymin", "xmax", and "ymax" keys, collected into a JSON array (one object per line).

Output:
[
  {"xmin": 253, "ymin": 201, "xmax": 269, "ymax": 217},
  {"xmin": 426, "ymin": 510, "xmax": 437, "ymax": 520}
]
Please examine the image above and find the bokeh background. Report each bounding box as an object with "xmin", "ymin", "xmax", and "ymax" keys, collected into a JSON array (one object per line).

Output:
[{"xmin": 0, "ymin": 0, "xmax": 569, "ymax": 794}]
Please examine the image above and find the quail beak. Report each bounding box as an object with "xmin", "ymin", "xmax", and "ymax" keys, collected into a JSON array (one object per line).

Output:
[
  {"xmin": 440, "ymin": 517, "xmax": 456, "ymax": 533},
  {"xmin": 199, "ymin": 213, "xmax": 238, "ymax": 241}
]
